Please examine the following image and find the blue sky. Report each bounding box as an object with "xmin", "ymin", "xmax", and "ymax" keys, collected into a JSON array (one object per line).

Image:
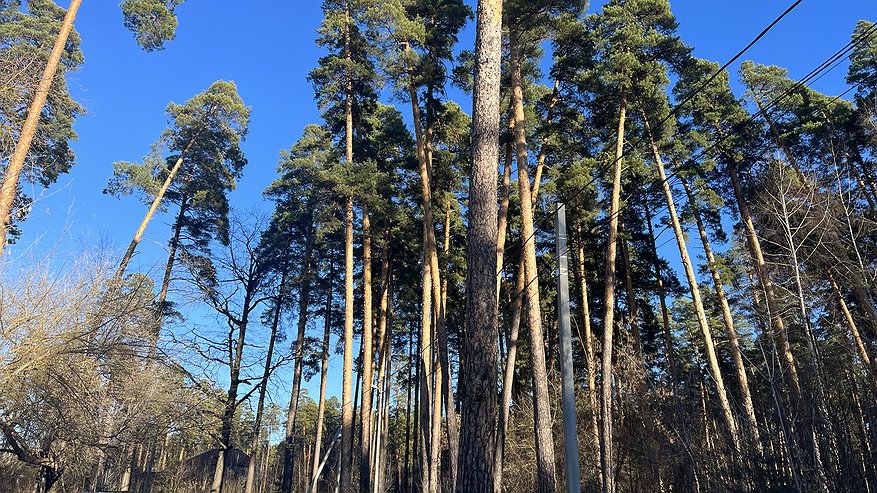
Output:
[{"xmin": 6, "ymin": 0, "xmax": 875, "ymax": 431}]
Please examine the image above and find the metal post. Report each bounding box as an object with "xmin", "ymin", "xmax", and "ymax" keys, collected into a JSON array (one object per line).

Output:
[{"xmin": 556, "ymin": 203, "xmax": 582, "ymax": 493}]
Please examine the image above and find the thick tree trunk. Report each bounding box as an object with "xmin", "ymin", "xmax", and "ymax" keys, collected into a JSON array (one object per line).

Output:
[
  {"xmin": 244, "ymin": 269, "xmax": 285, "ymax": 493},
  {"xmin": 360, "ymin": 205, "xmax": 374, "ymax": 493},
  {"xmin": 643, "ymin": 119, "xmax": 739, "ymax": 450},
  {"xmin": 0, "ymin": 0, "xmax": 82, "ymax": 252},
  {"xmin": 280, "ymin": 219, "xmax": 314, "ymax": 493},
  {"xmin": 510, "ymin": 31, "xmax": 557, "ymax": 493},
  {"xmin": 457, "ymin": 0, "xmax": 502, "ymax": 489},
  {"xmin": 680, "ymin": 175, "xmax": 760, "ymax": 447},
  {"xmin": 311, "ymin": 275, "xmax": 334, "ymax": 489},
  {"xmin": 599, "ymin": 93, "xmax": 626, "ymax": 493}
]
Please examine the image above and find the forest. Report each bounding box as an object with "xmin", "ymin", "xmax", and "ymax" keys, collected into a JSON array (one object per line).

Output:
[{"xmin": 1, "ymin": 0, "xmax": 876, "ymax": 492}]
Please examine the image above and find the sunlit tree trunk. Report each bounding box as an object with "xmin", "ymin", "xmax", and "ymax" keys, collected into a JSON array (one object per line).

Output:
[
  {"xmin": 642, "ymin": 200, "xmax": 677, "ymax": 388},
  {"xmin": 360, "ymin": 205, "xmax": 374, "ymax": 493},
  {"xmin": 457, "ymin": 0, "xmax": 502, "ymax": 489},
  {"xmin": 0, "ymin": 0, "xmax": 82, "ymax": 253},
  {"xmin": 510, "ymin": 30, "xmax": 557, "ymax": 493},
  {"xmin": 642, "ymin": 118, "xmax": 739, "ymax": 450},
  {"xmin": 680, "ymin": 175, "xmax": 760, "ymax": 448},
  {"xmin": 340, "ymin": 3, "xmax": 356, "ymax": 490},
  {"xmin": 599, "ymin": 92, "xmax": 626, "ymax": 493},
  {"xmin": 116, "ymin": 136, "xmax": 198, "ymax": 278}
]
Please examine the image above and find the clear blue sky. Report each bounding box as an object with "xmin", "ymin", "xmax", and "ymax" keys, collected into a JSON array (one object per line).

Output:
[{"xmin": 7, "ymin": 0, "xmax": 874, "ymax": 429}]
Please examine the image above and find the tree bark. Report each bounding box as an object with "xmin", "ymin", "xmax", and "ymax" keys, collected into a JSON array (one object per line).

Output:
[
  {"xmin": 0, "ymin": 0, "xmax": 82, "ymax": 253},
  {"xmin": 494, "ymin": 254, "xmax": 525, "ymax": 492},
  {"xmin": 642, "ymin": 117, "xmax": 739, "ymax": 450},
  {"xmin": 157, "ymin": 194, "xmax": 189, "ymax": 323},
  {"xmin": 618, "ymin": 226, "xmax": 641, "ymax": 355},
  {"xmin": 599, "ymin": 93, "xmax": 626, "ymax": 493},
  {"xmin": 210, "ymin": 280, "xmax": 257, "ymax": 493},
  {"xmin": 680, "ymin": 175, "xmax": 760, "ymax": 448},
  {"xmin": 359, "ymin": 205, "xmax": 374, "ymax": 493},
  {"xmin": 718, "ymin": 125, "xmax": 801, "ymax": 396},
  {"xmin": 457, "ymin": 0, "xmax": 502, "ymax": 489},
  {"xmin": 572, "ymin": 238, "xmax": 600, "ymax": 485},
  {"xmin": 510, "ymin": 30, "xmax": 557, "ymax": 493},
  {"xmin": 116, "ymin": 136, "xmax": 198, "ymax": 278},
  {"xmin": 340, "ymin": 2, "xmax": 356, "ymax": 490}
]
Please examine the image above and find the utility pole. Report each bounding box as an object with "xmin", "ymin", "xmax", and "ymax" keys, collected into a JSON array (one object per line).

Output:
[{"xmin": 556, "ymin": 203, "xmax": 581, "ymax": 493}]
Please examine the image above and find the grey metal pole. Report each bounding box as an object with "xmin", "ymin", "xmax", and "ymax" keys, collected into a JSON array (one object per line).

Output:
[{"xmin": 556, "ymin": 203, "xmax": 582, "ymax": 493}]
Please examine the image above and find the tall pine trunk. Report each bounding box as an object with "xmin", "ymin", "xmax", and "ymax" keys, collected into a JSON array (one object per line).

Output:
[
  {"xmin": 510, "ymin": 30, "xmax": 557, "ymax": 493},
  {"xmin": 643, "ymin": 118, "xmax": 739, "ymax": 450},
  {"xmin": 457, "ymin": 0, "xmax": 502, "ymax": 489},
  {"xmin": 359, "ymin": 205, "xmax": 374, "ymax": 493},
  {"xmin": 116, "ymin": 136, "xmax": 198, "ymax": 278},
  {"xmin": 494, "ymin": 254, "xmax": 524, "ymax": 492},
  {"xmin": 680, "ymin": 175, "xmax": 760, "ymax": 447},
  {"xmin": 599, "ymin": 93, "xmax": 626, "ymax": 493},
  {"xmin": 340, "ymin": 2, "xmax": 356, "ymax": 490},
  {"xmin": 572, "ymin": 238, "xmax": 600, "ymax": 484},
  {"xmin": 642, "ymin": 200, "xmax": 677, "ymax": 388},
  {"xmin": 0, "ymin": 0, "xmax": 82, "ymax": 253}
]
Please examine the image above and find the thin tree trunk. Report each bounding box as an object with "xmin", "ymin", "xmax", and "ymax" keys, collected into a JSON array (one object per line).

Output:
[
  {"xmin": 496, "ymin": 108, "xmax": 515, "ymax": 303},
  {"xmin": 494, "ymin": 254, "xmax": 525, "ymax": 493},
  {"xmin": 829, "ymin": 272, "xmax": 876, "ymax": 381},
  {"xmin": 340, "ymin": 2, "xmax": 356, "ymax": 490},
  {"xmin": 599, "ymin": 92, "xmax": 626, "ymax": 493},
  {"xmin": 210, "ymin": 286, "xmax": 256, "ymax": 493},
  {"xmin": 642, "ymin": 116, "xmax": 739, "ymax": 450},
  {"xmin": 618, "ymin": 227, "xmax": 641, "ymax": 355},
  {"xmin": 311, "ymin": 273, "xmax": 334, "ymax": 489},
  {"xmin": 156, "ymin": 194, "xmax": 189, "ymax": 323},
  {"xmin": 406, "ymin": 46, "xmax": 460, "ymax": 490},
  {"xmin": 360, "ymin": 205, "xmax": 375, "ymax": 493},
  {"xmin": 116, "ymin": 136, "xmax": 198, "ymax": 278},
  {"xmin": 245, "ymin": 269, "xmax": 286, "ymax": 493},
  {"xmin": 457, "ymin": 0, "xmax": 502, "ymax": 489},
  {"xmin": 572, "ymin": 238, "xmax": 600, "ymax": 486},
  {"xmin": 281, "ymin": 219, "xmax": 314, "ymax": 493},
  {"xmin": 510, "ymin": 30, "xmax": 557, "ymax": 493},
  {"xmin": 0, "ymin": 0, "xmax": 82, "ymax": 252},
  {"xmin": 719, "ymin": 126, "xmax": 801, "ymax": 395},
  {"xmin": 680, "ymin": 175, "xmax": 760, "ymax": 447},
  {"xmin": 642, "ymin": 200, "xmax": 677, "ymax": 388},
  {"xmin": 419, "ymin": 244, "xmax": 434, "ymax": 493}
]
